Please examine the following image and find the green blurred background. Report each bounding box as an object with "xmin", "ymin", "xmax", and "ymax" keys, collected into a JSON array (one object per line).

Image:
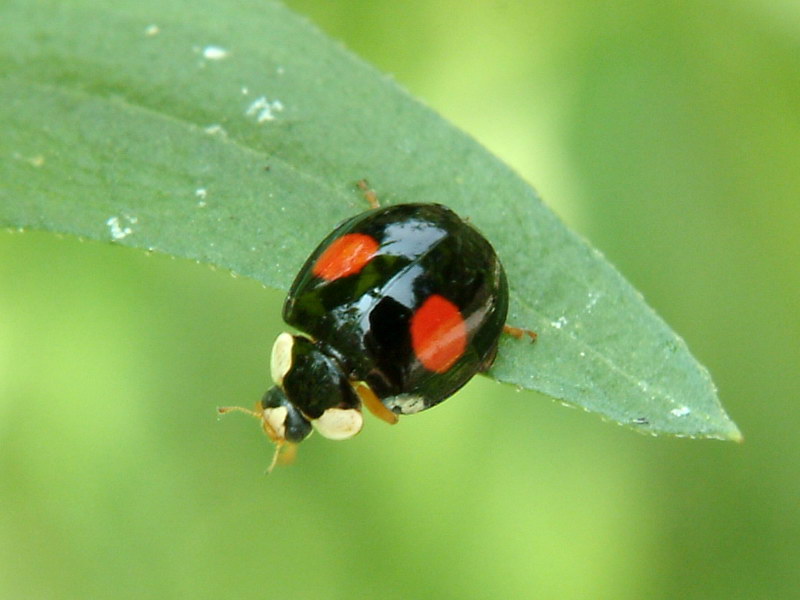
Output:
[{"xmin": 2, "ymin": 0, "xmax": 798, "ymax": 598}]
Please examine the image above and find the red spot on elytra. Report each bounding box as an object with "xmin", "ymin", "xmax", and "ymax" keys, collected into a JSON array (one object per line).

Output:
[
  {"xmin": 410, "ymin": 294, "xmax": 467, "ymax": 373},
  {"xmin": 312, "ymin": 233, "xmax": 379, "ymax": 281}
]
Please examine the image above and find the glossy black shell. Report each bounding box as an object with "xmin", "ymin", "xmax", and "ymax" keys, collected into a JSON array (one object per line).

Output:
[{"xmin": 283, "ymin": 203, "xmax": 508, "ymax": 413}]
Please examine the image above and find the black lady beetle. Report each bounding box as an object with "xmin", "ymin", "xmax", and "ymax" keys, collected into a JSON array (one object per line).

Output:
[{"xmin": 220, "ymin": 183, "xmax": 533, "ymax": 469}]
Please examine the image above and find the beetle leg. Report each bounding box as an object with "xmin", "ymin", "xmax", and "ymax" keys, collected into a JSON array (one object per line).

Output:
[
  {"xmin": 356, "ymin": 179, "xmax": 380, "ymax": 209},
  {"xmin": 353, "ymin": 381, "xmax": 399, "ymax": 425},
  {"xmin": 503, "ymin": 324, "xmax": 538, "ymax": 342}
]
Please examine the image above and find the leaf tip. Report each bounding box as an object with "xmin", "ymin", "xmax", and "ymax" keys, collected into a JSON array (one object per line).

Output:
[
  {"xmin": 712, "ymin": 416, "xmax": 743, "ymax": 443},
  {"xmin": 725, "ymin": 423, "xmax": 744, "ymax": 444}
]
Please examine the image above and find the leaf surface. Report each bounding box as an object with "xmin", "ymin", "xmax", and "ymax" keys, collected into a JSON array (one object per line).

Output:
[{"xmin": 0, "ymin": 0, "xmax": 740, "ymax": 440}]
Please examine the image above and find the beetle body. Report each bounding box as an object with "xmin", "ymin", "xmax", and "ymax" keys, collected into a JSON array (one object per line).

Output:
[{"xmin": 222, "ymin": 202, "xmax": 512, "ymax": 464}]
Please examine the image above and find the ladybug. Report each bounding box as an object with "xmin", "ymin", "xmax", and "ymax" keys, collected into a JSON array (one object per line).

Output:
[{"xmin": 220, "ymin": 183, "xmax": 534, "ymax": 469}]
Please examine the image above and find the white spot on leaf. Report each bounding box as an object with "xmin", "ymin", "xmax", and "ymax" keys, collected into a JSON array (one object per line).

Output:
[
  {"xmin": 245, "ymin": 96, "xmax": 284, "ymax": 123},
  {"xmin": 202, "ymin": 45, "xmax": 230, "ymax": 60},
  {"xmin": 204, "ymin": 124, "xmax": 227, "ymax": 137},
  {"xmin": 671, "ymin": 406, "xmax": 691, "ymax": 418},
  {"xmin": 585, "ymin": 291, "xmax": 602, "ymax": 311},
  {"xmin": 12, "ymin": 152, "xmax": 45, "ymax": 167},
  {"xmin": 106, "ymin": 215, "xmax": 138, "ymax": 241}
]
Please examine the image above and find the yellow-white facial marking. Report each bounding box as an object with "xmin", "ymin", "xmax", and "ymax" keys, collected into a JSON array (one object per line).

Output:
[{"xmin": 261, "ymin": 405, "xmax": 289, "ymax": 441}]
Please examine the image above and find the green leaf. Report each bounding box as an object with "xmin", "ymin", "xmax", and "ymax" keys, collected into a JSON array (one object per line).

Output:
[{"xmin": 0, "ymin": 0, "xmax": 740, "ymax": 441}]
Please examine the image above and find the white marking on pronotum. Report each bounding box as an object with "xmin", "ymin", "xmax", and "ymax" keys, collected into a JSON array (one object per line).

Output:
[
  {"xmin": 144, "ymin": 24, "xmax": 160, "ymax": 37},
  {"xmin": 245, "ymin": 96, "xmax": 284, "ymax": 123},
  {"xmin": 313, "ymin": 408, "xmax": 363, "ymax": 440},
  {"xmin": 106, "ymin": 215, "xmax": 138, "ymax": 241},
  {"xmin": 270, "ymin": 332, "xmax": 294, "ymax": 386}
]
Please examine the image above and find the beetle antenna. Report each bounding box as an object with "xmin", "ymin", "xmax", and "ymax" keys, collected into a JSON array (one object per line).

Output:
[
  {"xmin": 217, "ymin": 405, "xmax": 261, "ymax": 419},
  {"xmin": 266, "ymin": 443, "xmax": 282, "ymax": 474},
  {"xmin": 219, "ymin": 406, "xmax": 299, "ymax": 474}
]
